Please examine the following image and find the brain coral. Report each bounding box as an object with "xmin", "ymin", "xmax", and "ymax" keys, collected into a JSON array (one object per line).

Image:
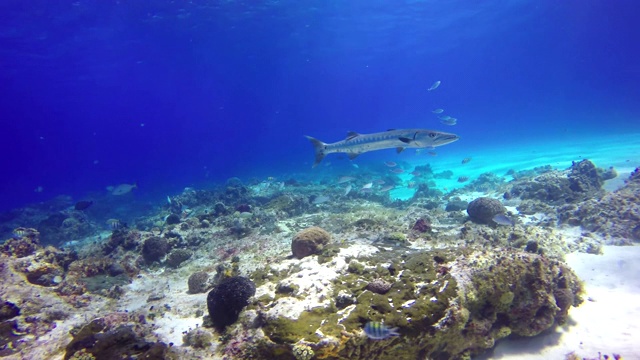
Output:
[{"xmin": 291, "ymin": 226, "xmax": 331, "ymax": 259}]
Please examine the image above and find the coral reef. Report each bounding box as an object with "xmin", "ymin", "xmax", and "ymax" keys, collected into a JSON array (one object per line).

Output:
[
  {"xmin": 234, "ymin": 246, "xmax": 582, "ymax": 359},
  {"xmin": 0, "ymin": 157, "xmax": 629, "ymax": 359},
  {"xmin": 467, "ymin": 197, "xmax": 506, "ymax": 224},
  {"xmin": 207, "ymin": 276, "xmax": 256, "ymax": 330},
  {"xmin": 2, "ymin": 227, "xmax": 40, "ymax": 257},
  {"xmin": 557, "ymin": 167, "xmax": 640, "ymax": 243},
  {"xmin": 142, "ymin": 236, "xmax": 170, "ymax": 263},
  {"xmin": 291, "ymin": 226, "xmax": 331, "ymax": 259}
]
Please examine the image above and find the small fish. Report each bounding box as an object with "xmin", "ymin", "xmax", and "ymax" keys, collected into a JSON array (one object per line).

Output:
[
  {"xmin": 439, "ymin": 115, "xmax": 452, "ymax": 120},
  {"xmin": 457, "ymin": 176, "xmax": 469, "ymax": 183},
  {"xmin": 384, "ymin": 161, "xmax": 397, "ymax": 167},
  {"xmin": 380, "ymin": 185, "xmax": 394, "ymax": 192},
  {"xmin": 427, "ymin": 81, "xmax": 441, "ymax": 91},
  {"xmin": 12, "ymin": 228, "xmax": 26, "ymax": 239},
  {"xmin": 410, "ymin": 170, "xmax": 421, "ymax": 176},
  {"xmin": 492, "ymin": 214, "xmax": 515, "ymax": 226},
  {"xmin": 34, "ymin": 186, "xmax": 43, "ymax": 193},
  {"xmin": 337, "ymin": 176, "xmax": 355, "ymax": 184},
  {"xmin": 440, "ymin": 118, "xmax": 457, "ymax": 126},
  {"xmin": 107, "ymin": 219, "xmax": 121, "ymax": 230},
  {"xmin": 432, "ymin": 108, "xmax": 444, "ymax": 114},
  {"xmin": 374, "ymin": 179, "xmax": 386, "ymax": 185},
  {"xmin": 390, "ymin": 168, "xmax": 404, "ymax": 174},
  {"xmin": 74, "ymin": 200, "xmax": 94, "ymax": 211},
  {"xmin": 364, "ymin": 321, "xmax": 400, "ymax": 340},
  {"xmin": 344, "ymin": 184, "xmax": 352, "ymax": 196},
  {"xmin": 111, "ymin": 183, "xmax": 137, "ymax": 195},
  {"xmin": 428, "ymin": 151, "xmax": 437, "ymax": 156},
  {"xmin": 461, "ymin": 157, "xmax": 472, "ymax": 164},
  {"xmin": 167, "ymin": 196, "xmax": 172, "ymax": 205},
  {"xmin": 312, "ymin": 195, "xmax": 330, "ymax": 205},
  {"xmin": 361, "ymin": 182, "xmax": 373, "ymax": 190}
]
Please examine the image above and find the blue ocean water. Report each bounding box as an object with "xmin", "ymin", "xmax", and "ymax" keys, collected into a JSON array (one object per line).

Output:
[{"xmin": 1, "ymin": 0, "xmax": 638, "ymax": 211}]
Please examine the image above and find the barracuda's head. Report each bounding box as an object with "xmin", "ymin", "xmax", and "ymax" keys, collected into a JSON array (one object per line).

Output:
[{"xmin": 412, "ymin": 130, "xmax": 459, "ymax": 148}]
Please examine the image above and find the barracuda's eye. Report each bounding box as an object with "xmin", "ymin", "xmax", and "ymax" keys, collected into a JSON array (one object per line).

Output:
[{"xmin": 428, "ymin": 133, "xmax": 436, "ymax": 138}]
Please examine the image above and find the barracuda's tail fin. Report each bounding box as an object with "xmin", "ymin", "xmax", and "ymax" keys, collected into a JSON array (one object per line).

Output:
[{"xmin": 305, "ymin": 135, "xmax": 327, "ymax": 168}]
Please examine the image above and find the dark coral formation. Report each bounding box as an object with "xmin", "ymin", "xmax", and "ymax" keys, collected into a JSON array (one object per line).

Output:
[
  {"xmin": 165, "ymin": 213, "xmax": 181, "ymax": 225},
  {"xmin": 207, "ymin": 276, "xmax": 256, "ymax": 330},
  {"xmin": 103, "ymin": 228, "xmax": 140, "ymax": 254},
  {"xmin": 568, "ymin": 159, "xmax": 603, "ymax": 193},
  {"xmin": 412, "ymin": 218, "xmax": 431, "ymax": 233},
  {"xmin": 0, "ymin": 301, "xmax": 20, "ymax": 321},
  {"xmin": 467, "ymin": 197, "xmax": 506, "ymax": 224},
  {"xmin": 291, "ymin": 226, "xmax": 331, "ymax": 259},
  {"xmin": 142, "ymin": 236, "xmax": 170, "ymax": 263},
  {"xmin": 165, "ymin": 249, "xmax": 192, "ymax": 268}
]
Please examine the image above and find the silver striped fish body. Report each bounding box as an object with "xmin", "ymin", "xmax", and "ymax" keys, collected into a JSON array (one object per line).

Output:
[
  {"xmin": 305, "ymin": 129, "xmax": 458, "ymax": 167},
  {"xmin": 364, "ymin": 321, "xmax": 400, "ymax": 340}
]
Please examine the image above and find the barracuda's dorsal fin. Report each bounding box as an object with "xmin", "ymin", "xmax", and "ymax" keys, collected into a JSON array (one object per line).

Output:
[
  {"xmin": 348, "ymin": 153, "xmax": 360, "ymax": 160},
  {"xmin": 396, "ymin": 147, "xmax": 405, "ymax": 153},
  {"xmin": 346, "ymin": 131, "xmax": 360, "ymax": 140}
]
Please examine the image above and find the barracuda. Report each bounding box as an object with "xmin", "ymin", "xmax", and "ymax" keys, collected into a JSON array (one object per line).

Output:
[{"xmin": 305, "ymin": 128, "xmax": 459, "ymax": 167}]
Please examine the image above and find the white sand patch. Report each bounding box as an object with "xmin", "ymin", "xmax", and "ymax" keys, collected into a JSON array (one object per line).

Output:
[
  {"xmin": 477, "ymin": 245, "xmax": 640, "ymax": 359},
  {"xmin": 116, "ymin": 268, "xmax": 212, "ymax": 349}
]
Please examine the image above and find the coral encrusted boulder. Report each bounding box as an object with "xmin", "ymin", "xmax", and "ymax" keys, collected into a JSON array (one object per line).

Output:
[
  {"xmin": 142, "ymin": 236, "xmax": 170, "ymax": 263},
  {"xmin": 236, "ymin": 247, "xmax": 582, "ymax": 360},
  {"xmin": 467, "ymin": 197, "xmax": 506, "ymax": 224},
  {"xmin": 291, "ymin": 226, "xmax": 331, "ymax": 259},
  {"xmin": 207, "ymin": 276, "xmax": 256, "ymax": 330}
]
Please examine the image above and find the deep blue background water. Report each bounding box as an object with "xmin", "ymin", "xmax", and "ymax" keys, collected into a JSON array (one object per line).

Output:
[{"xmin": 1, "ymin": 0, "xmax": 639, "ymax": 212}]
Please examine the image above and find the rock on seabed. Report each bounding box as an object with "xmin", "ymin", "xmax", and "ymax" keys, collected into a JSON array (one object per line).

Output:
[{"xmin": 225, "ymin": 246, "xmax": 582, "ymax": 359}]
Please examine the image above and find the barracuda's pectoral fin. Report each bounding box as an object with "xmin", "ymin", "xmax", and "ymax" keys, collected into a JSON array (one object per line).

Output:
[
  {"xmin": 348, "ymin": 153, "xmax": 361, "ymax": 160},
  {"xmin": 346, "ymin": 131, "xmax": 360, "ymax": 140},
  {"xmin": 399, "ymin": 137, "xmax": 412, "ymax": 143},
  {"xmin": 396, "ymin": 147, "xmax": 405, "ymax": 153}
]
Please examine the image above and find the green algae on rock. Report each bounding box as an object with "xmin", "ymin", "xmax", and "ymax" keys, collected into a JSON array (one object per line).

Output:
[{"xmin": 227, "ymin": 246, "xmax": 582, "ymax": 359}]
